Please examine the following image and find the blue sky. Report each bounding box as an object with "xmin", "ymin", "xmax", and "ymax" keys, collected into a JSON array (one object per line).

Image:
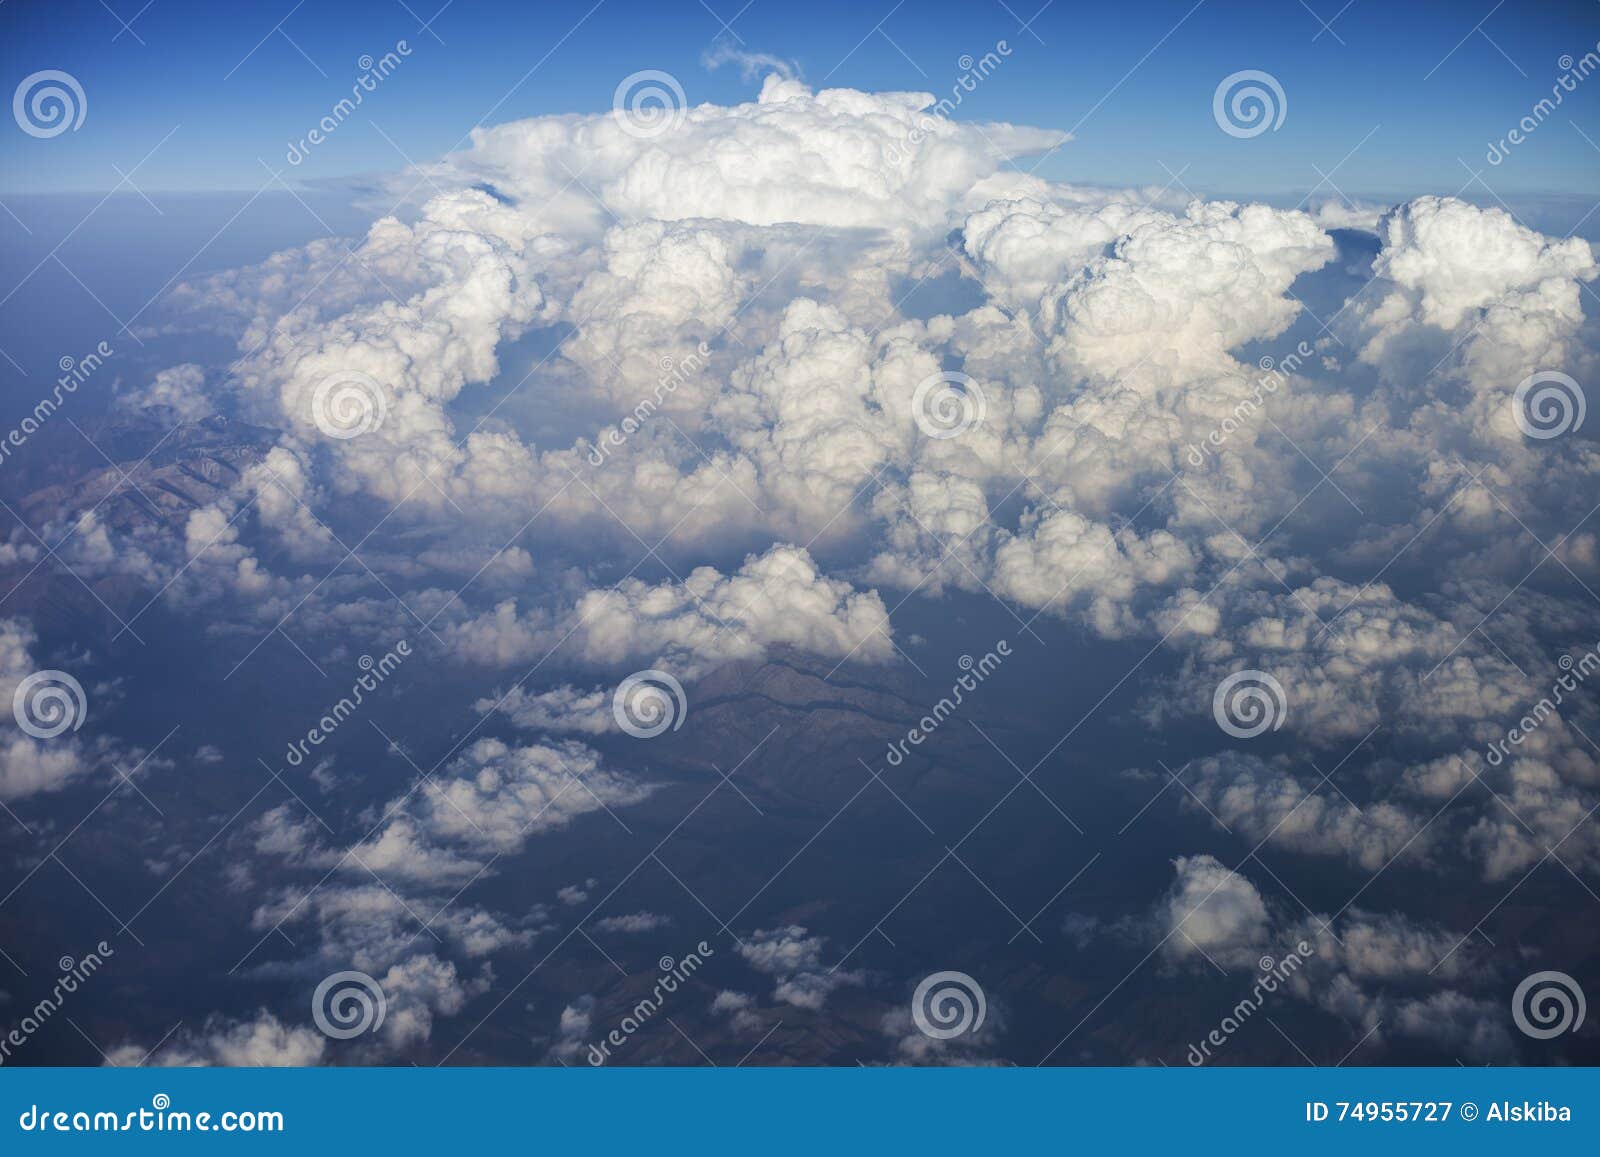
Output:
[{"xmin": 3, "ymin": 0, "xmax": 1598, "ymax": 200}]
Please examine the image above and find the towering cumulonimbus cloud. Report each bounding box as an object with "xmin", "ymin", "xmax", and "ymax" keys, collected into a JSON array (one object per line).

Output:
[
  {"xmin": 139, "ymin": 78, "xmax": 1600, "ymax": 882},
  {"xmin": 75, "ymin": 70, "xmax": 1598, "ymax": 1063}
]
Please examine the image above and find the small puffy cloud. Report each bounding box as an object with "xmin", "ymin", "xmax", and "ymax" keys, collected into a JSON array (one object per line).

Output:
[
  {"xmin": 736, "ymin": 925, "xmax": 863, "ymax": 1011},
  {"xmin": 478, "ymin": 684, "xmax": 613, "ymax": 735},
  {"xmin": 879, "ymin": 1004, "xmax": 1004, "ymax": 1066},
  {"xmin": 107, "ymin": 1012, "xmax": 326, "ymax": 1067},
  {"xmin": 0, "ymin": 618, "xmax": 96, "ymax": 802},
  {"xmin": 374, "ymin": 954, "xmax": 486, "ymax": 1050},
  {"xmin": 1365, "ymin": 196, "xmax": 1595, "ymax": 332},
  {"xmin": 1159, "ymin": 854, "xmax": 1271, "ymax": 970},
  {"xmin": 573, "ymin": 545, "xmax": 893, "ymax": 674},
  {"xmin": 248, "ymin": 874, "xmax": 532, "ymax": 965},
  {"xmin": 1387, "ymin": 991, "xmax": 1514, "ymax": 1062},
  {"xmin": 0, "ymin": 617, "xmax": 38, "ymax": 712},
  {"xmin": 1038, "ymin": 199, "xmax": 1335, "ymax": 388},
  {"xmin": 547, "ymin": 995, "xmax": 595, "ymax": 1062},
  {"xmin": 117, "ymin": 363, "xmax": 215, "ymax": 421},
  {"xmin": 989, "ymin": 511, "xmax": 1195, "ymax": 633},
  {"xmin": 592, "ymin": 912, "xmax": 670, "ymax": 934},
  {"xmin": 558, "ymin": 880, "xmax": 596, "ymax": 906},
  {"xmin": 450, "ymin": 545, "xmax": 894, "ymax": 677},
  {"xmin": 1179, "ymin": 753, "xmax": 1421, "ymax": 873},
  {"xmin": 1143, "ymin": 860, "xmax": 1514, "ymax": 1061},
  {"xmin": 710, "ymin": 989, "xmax": 763, "ymax": 1032},
  {"xmin": 348, "ymin": 738, "xmax": 654, "ymax": 885},
  {"xmin": 0, "ymin": 734, "xmax": 95, "ymax": 803}
]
